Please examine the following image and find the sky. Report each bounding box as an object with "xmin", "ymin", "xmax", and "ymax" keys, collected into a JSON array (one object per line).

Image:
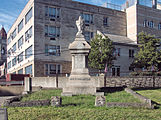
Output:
[{"xmin": 0, "ymin": 0, "xmax": 160, "ymax": 33}]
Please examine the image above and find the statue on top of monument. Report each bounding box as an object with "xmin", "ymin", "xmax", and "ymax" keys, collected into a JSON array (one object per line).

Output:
[{"xmin": 76, "ymin": 16, "xmax": 85, "ymax": 36}]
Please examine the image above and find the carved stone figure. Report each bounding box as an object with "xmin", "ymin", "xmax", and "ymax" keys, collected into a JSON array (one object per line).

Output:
[{"xmin": 76, "ymin": 16, "xmax": 84, "ymax": 36}]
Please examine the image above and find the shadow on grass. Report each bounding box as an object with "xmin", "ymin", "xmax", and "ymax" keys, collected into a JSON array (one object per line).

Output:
[
  {"xmin": 62, "ymin": 103, "xmax": 81, "ymax": 107},
  {"xmin": 97, "ymin": 87, "xmax": 124, "ymax": 93}
]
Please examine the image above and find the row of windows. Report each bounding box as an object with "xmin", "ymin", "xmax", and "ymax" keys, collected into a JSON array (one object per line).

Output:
[
  {"xmin": 7, "ymin": 45, "xmax": 33, "ymax": 69},
  {"xmin": 8, "ymin": 26, "xmax": 32, "ymax": 56},
  {"xmin": 143, "ymin": 20, "xmax": 161, "ymax": 30},
  {"xmin": 8, "ymin": 8, "xmax": 32, "ymax": 44},
  {"xmin": 45, "ymin": 6, "xmax": 109, "ymax": 26},
  {"xmin": 45, "ymin": 25, "xmax": 94, "ymax": 42},
  {"xmin": 12, "ymin": 65, "xmax": 32, "ymax": 75},
  {"xmin": 113, "ymin": 48, "xmax": 135, "ymax": 58}
]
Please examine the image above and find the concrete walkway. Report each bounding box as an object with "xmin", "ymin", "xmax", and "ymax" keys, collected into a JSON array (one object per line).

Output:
[{"xmin": 0, "ymin": 96, "xmax": 15, "ymax": 106}]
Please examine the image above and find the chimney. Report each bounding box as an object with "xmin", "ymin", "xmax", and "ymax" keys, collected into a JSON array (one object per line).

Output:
[{"xmin": 152, "ymin": 0, "xmax": 157, "ymax": 9}]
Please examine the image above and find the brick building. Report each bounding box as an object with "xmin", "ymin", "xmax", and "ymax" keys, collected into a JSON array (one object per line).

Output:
[{"xmin": 7, "ymin": 0, "xmax": 161, "ymax": 77}]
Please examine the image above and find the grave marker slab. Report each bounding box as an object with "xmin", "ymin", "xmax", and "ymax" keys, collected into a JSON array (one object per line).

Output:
[{"xmin": 0, "ymin": 108, "xmax": 8, "ymax": 120}]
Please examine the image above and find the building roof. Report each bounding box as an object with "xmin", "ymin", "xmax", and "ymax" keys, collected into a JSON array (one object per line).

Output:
[
  {"xmin": 104, "ymin": 33, "xmax": 137, "ymax": 46},
  {"xmin": 0, "ymin": 27, "xmax": 7, "ymax": 39}
]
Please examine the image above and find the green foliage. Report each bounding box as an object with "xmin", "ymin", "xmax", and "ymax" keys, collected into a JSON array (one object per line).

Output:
[
  {"xmin": 133, "ymin": 32, "xmax": 161, "ymax": 71},
  {"xmin": 88, "ymin": 34, "xmax": 115, "ymax": 70}
]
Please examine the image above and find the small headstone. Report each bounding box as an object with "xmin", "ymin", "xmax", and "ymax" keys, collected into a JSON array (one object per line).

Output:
[
  {"xmin": 95, "ymin": 96, "xmax": 106, "ymax": 107},
  {"xmin": 0, "ymin": 108, "xmax": 8, "ymax": 120},
  {"xmin": 51, "ymin": 96, "xmax": 62, "ymax": 107}
]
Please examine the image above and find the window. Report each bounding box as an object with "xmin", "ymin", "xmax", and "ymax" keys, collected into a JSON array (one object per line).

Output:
[
  {"xmin": 45, "ymin": 6, "xmax": 60, "ymax": 18},
  {"xmin": 12, "ymin": 43, "xmax": 17, "ymax": 53},
  {"xmin": 18, "ymin": 36, "xmax": 24, "ymax": 48},
  {"xmin": 103, "ymin": 17, "xmax": 108, "ymax": 26},
  {"xmin": 149, "ymin": 21, "xmax": 154, "ymax": 28},
  {"xmin": 18, "ymin": 52, "xmax": 23, "ymax": 63},
  {"xmin": 84, "ymin": 31, "xmax": 93, "ymax": 42},
  {"xmin": 25, "ymin": 45, "xmax": 32, "ymax": 59},
  {"xmin": 158, "ymin": 23, "xmax": 161, "ymax": 30},
  {"xmin": 25, "ymin": 8, "xmax": 32, "ymax": 24},
  {"xmin": 45, "ymin": 45, "xmax": 61, "ymax": 56},
  {"xmin": 12, "ymin": 57, "xmax": 17, "ymax": 67},
  {"xmin": 143, "ymin": 20, "xmax": 154, "ymax": 28},
  {"xmin": 7, "ymin": 61, "xmax": 11, "ymax": 69},
  {"xmin": 25, "ymin": 26, "xmax": 32, "ymax": 41},
  {"xmin": 81, "ymin": 13, "xmax": 93, "ymax": 24},
  {"xmin": 45, "ymin": 25, "xmax": 60, "ymax": 38},
  {"xmin": 18, "ymin": 19, "xmax": 23, "ymax": 32},
  {"xmin": 45, "ymin": 64, "xmax": 61, "ymax": 75},
  {"xmin": 12, "ymin": 29, "xmax": 17, "ymax": 39},
  {"xmin": 129, "ymin": 49, "xmax": 135, "ymax": 58},
  {"xmin": 18, "ymin": 69, "xmax": 23, "ymax": 74},
  {"xmin": 112, "ymin": 67, "xmax": 120, "ymax": 76},
  {"xmin": 8, "ymin": 49, "xmax": 11, "ymax": 57},
  {"xmin": 113, "ymin": 48, "xmax": 121, "ymax": 56},
  {"xmin": 8, "ymin": 36, "xmax": 12, "ymax": 45},
  {"xmin": 1, "ymin": 47, "xmax": 5, "ymax": 55},
  {"xmin": 25, "ymin": 65, "xmax": 32, "ymax": 75},
  {"xmin": 143, "ymin": 20, "xmax": 147, "ymax": 27}
]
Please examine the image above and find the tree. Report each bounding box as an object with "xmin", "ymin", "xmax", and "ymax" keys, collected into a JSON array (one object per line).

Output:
[
  {"xmin": 132, "ymin": 32, "xmax": 161, "ymax": 71},
  {"xmin": 88, "ymin": 34, "xmax": 115, "ymax": 70}
]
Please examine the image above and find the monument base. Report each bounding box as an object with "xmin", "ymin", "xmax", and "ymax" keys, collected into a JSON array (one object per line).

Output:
[{"xmin": 61, "ymin": 75, "xmax": 104, "ymax": 96}]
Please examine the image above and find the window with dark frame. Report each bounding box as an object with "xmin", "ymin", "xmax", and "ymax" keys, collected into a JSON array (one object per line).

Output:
[
  {"xmin": 45, "ymin": 64, "xmax": 61, "ymax": 75},
  {"xmin": 18, "ymin": 19, "xmax": 24, "ymax": 33},
  {"xmin": 45, "ymin": 6, "xmax": 60, "ymax": 18},
  {"xmin": 25, "ymin": 7, "xmax": 32, "ymax": 24},
  {"xmin": 129, "ymin": 49, "xmax": 134, "ymax": 58},
  {"xmin": 45, "ymin": 25, "xmax": 60, "ymax": 38},
  {"xmin": 103, "ymin": 17, "xmax": 108, "ymax": 26}
]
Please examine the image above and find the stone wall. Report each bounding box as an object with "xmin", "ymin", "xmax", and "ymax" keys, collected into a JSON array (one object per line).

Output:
[
  {"xmin": 29, "ymin": 76, "xmax": 161, "ymax": 91},
  {"xmin": 0, "ymin": 86, "xmax": 24, "ymax": 96},
  {"xmin": 105, "ymin": 77, "xmax": 161, "ymax": 88}
]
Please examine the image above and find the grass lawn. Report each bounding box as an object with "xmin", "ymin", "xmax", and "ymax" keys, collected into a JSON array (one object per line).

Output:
[
  {"xmin": 136, "ymin": 89, "xmax": 161, "ymax": 105},
  {"xmin": 7, "ymin": 89, "xmax": 161, "ymax": 120}
]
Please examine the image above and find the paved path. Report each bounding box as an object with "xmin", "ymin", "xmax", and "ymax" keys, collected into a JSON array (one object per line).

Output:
[{"xmin": 0, "ymin": 96, "xmax": 15, "ymax": 106}]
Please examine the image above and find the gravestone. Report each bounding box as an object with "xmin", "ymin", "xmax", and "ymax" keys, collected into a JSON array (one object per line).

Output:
[
  {"xmin": 95, "ymin": 96, "xmax": 106, "ymax": 107},
  {"xmin": 50, "ymin": 96, "xmax": 62, "ymax": 107},
  {"xmin": 61, "ymin": 16, "xmax": 98, "ymax": 95},
  {"xmin": 0, "ymin": 108, "xmax": 8, "ymax": 120}
]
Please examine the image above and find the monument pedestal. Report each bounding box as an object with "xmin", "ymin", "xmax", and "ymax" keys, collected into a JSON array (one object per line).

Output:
[{"xmin": 61, "ymin": 16, "xmax": 104, "ymax": 96}]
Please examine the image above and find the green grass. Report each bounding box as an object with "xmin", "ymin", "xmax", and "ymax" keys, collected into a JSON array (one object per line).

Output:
[
  {"xmin": 7, "ymin": 89, "xmax": 161, "ymax": 120},
  {"xmin": 137, "ymin": 89, "xmax": 161, "ymax": 104}
]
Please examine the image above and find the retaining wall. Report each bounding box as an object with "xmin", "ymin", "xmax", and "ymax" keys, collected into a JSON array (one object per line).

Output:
[
  {"xmin": 105, "ymin": 77, "xmax": 161, "ymax": 88},
  {"xmin": 29, "ymin": 76, "xmax": 161, "ymax": 90}
]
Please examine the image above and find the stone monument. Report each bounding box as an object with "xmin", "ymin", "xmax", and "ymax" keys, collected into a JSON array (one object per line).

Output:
[{"xmin": 61, "ymin": 16, "xmax": 98, "ymax": 95}]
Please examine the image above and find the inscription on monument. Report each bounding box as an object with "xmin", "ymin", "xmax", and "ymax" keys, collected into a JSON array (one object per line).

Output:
[
  {"xmin": 0, "ymin": 108, "xmax": 8, "ymax": 120},
  {"xmin": 70, "ymin": 78, "xmax": 91, "ymax": 80}
]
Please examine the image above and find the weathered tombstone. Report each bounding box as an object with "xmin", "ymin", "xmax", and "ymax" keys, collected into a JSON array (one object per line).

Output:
[
  {"xmin": 95, "ymin": 96, "xmax": 106, "ymax": 107},
  {"xmin": 50, "ymin": 96, "xmax": 62, "ymax": 107},
  {"xmin": 0, "ymin": 108, "xmax": 8, "ymax": 120}
]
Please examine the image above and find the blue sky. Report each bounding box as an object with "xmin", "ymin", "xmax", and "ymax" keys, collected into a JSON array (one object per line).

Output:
[{"xmin": 0, "ymin": 0, "xmax": 160, "ymax": 32}]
